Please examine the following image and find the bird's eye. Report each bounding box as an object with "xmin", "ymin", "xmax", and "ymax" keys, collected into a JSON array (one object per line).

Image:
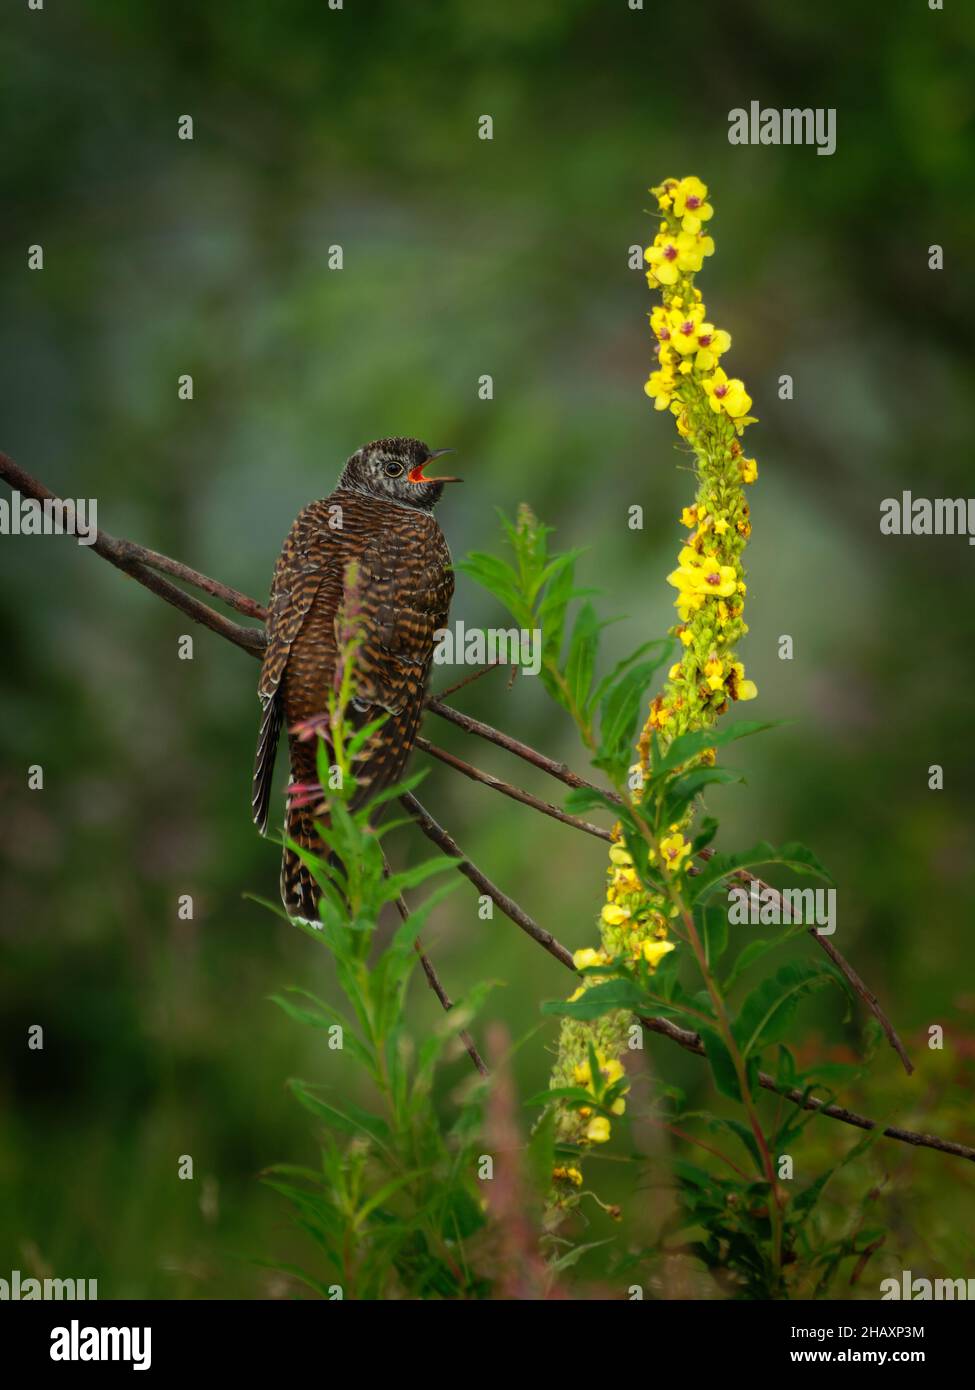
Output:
[{"xmin": 384, "ymin": 461, "xmax": 404, "ymax": 478}]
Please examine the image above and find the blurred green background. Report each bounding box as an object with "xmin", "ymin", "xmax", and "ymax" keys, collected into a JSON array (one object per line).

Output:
[{"xmin": 2, "ymin": 0, "xmax": 974, "ymax": 1298}]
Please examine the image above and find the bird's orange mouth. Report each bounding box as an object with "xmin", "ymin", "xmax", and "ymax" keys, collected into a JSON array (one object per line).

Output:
[{"xmin": 409, "ymin": 448, "xmax": 462, "ymax": 484}]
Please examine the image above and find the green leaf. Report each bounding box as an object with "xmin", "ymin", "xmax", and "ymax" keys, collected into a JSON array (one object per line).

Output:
[
  {"xmin": 287, "ymin": 1080, "xmax": 393, "ymax": 1153},
  {"xmin": 354, "ymin": 1170, "xmax": 427, "ymax": 1227},
  {"xmin": 597, "ymin": 654, "xmax": 671, "ymax": 767},
  {"xmin": 537, "ymin": 555, "xmax": 580, "ymax": 667},
  {"xmin": 269, "ymin": 989, "xmax": 375, "ymax": 1074},
  {"xmin": 723, "ymin": 932, "xmax": 805, "ymax": 991},
  {"xmin": 707, "ymin": 1116, "xmax": 764, "ymax": 1173},
  {"xmin": 532, "ymin": 547, "xmax": 587, "ymax": 607},
  {"xmin": 791, "ymin": 1123, "xmax": 888, "ymax": 1219},
  {"xmin": 564, "ymin": 785, "xmax": 627, "ymax": 820},
  {"xmin": 688, "ymin": 840, "xmax": 832, "ymax": 906},
  {"xmin": 456, "ymin": 552, "xmax": 525, "ymax": 618},
  {"xmin": 733, "ymin": 962, "xmax": 840, "ymax": 1059},
  {"xmin": 591, "ymin": 637, "xmax": 673, "ymax": 714},
  {"xmin": 564, "ymin": 600, "xmax": 602, "ymax": 714},
  {"xmin": 698, "ymin": 1027, "xmax": 743, "ymax": 1102},
  {"xmin": 548, "ymin": 1239, "xmax": 615, "ymax": 1272},
  {"xmin": 525, "ymin": 1085, "xmax": 599, "ymax": 1107},
  {"xmin": 699, "ymin": 905, "xmax": 729, "ymax": 968},
  {"xmin": 541, "ymin": 978, "xmax": 644, "ymax": 1020},
  {"xmin": 652, "ymin": 720, "xmax": 781, "ymax": 776},
  {"xmin": 659, "ymin": 767, "xmax": 744, "ymax": 825}
]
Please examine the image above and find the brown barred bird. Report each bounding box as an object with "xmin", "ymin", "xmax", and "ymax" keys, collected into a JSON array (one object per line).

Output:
[{"xmin": 252, "ymin": 437, "xmax": 460, "ymax": 922}]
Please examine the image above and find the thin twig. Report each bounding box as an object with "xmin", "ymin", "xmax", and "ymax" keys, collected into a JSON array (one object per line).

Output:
[
  {"xmin": 698, "ymin": 849, "xmax": 914, "ymax": 1076},
  {"xmin": 415, "ymin": 736, "xmax": 612, "ymax": 842},
  {"xmin": 0, "ymin": 452, "xmax": 267, "ymax": 656},
  {"xmin": 426, "ymin": 697, "xmax": 615, "ymax": 800},
  {"xmin": 114, "ymin": 538, "xmax": 269, "ymax": 622},
  {"xmin": 389, "ymin": 889, "xmax": 488, "ymax": 1077},
  {"xmin": 398, "ymin": 791, "xmax": 576, "ymax": 971},
  {"xmin": 639, "ymin": 1014, "xmax": 972, "ymax": 1164},
  {"xmin": 432, "ymin": 662, "xmax": 511, "ymax": 700}
]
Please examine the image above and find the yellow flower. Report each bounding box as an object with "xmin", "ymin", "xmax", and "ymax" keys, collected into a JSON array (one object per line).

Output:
[
  {"xmin": 667, "ymin": 304, "xmax": 706, "ymax": 355},
  {"xmin": 603, "ymin": 1057, "xmax": 625, "ymax": 1086},
  {"xmin": 650, "ymin": 305, "xmax": 671, "ymax": 341},
  {"xmin": 601, "ymin": 902, "xmax": 630, "ymax": 927},
  {"xmin": 680, "ymin": 505, "xmax": 698, "ymax": 528},
  {"xmin": 729, "ymin": 661, "xmax": 758, "ymax": 701},
  {"xmin": 645, "ymin": 230, "xmax": 713, "ymax": 286},
  {"xmin": 739, "ymin": 456, "xmax": 759, "ymax": 484},
  {"xmin": 693, "ymin": 324, "xmax": 731, "ymax": 372},
  {"xmin": 643, "ymin": 939, "xmax": 677, "ymax": 969},
  {"xmin": 573, "ymin": 947, "xmax": 603, "ymax": 970},
  {"xmin": 703, "ymin": 367, "xmax": 752, "ymax": 419},
  {"xmin": 608, "ymin": 844, "xmax": 633, "ymax": 867},
  {"xmin": 713, "ymin": 517, "xmax": 730, "ymax": 535},
  {"xmin": 644, "ymin": 367, "xmax": 676, "ymax": 411},
  {"xmin": 672, "ymin": 176, "xmax": 714, "ymax": 234},
  {"xmin": 667, "ymin": 548, "xmax": 738, "ymax": 608},
  {"xmin": 586, "ymin": 1116, "xmax": 611, "ymax": 1143},
  {"xmin": 703, "ymin": 656, "xmax": 725, "ymax": 690},
  {"xmin": 659, "ymin": 833, "xmax": 691, "ymax": 872}
]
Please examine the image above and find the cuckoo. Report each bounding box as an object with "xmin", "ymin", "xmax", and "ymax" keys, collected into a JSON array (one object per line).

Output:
[{"xmin": 252, "ymin": 437, "xmax": 460, "ymax": 921}]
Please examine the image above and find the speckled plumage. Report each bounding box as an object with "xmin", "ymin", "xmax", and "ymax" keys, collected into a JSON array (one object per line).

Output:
[{"xmin": 253, "ymin": 438, "xmax": 457, "ymax": 920}]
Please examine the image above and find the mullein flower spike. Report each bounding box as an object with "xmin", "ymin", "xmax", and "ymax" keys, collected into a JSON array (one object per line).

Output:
[{"xmin": 548, "ymin": 178, "xmax": 761, "ymax": 1206}]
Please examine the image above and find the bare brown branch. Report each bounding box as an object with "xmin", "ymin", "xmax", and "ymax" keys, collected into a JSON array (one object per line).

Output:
[
  {"xmin": 426, "ymin": 697, "xmax": 614, "ymax": 800},
  {"xmin": 698, "ymin": 849, "xmax": 914, "ymax": 1076},
  {"xmin": 415, "ymin": 736, "xmax": 612, "ymax": 842},
  {"xmin": 398, "ymin": 791, "xmax": 576, "ymax": 971},
  {"xmin": 390, "ymin": 891, "xmax": 489, "ymax": 1077},
  {"xmin": 0, "ymin": 451, "xmax": 267, "ymax": 656},
  {"xmin": 639, "ymin": 1015, "xmax": 972, "ymax": 1164}
]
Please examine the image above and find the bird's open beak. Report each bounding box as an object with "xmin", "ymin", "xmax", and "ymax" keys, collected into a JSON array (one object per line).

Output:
[{"xmin": 408, "ymin": 447, "xmax": 462, "ymax": 484}]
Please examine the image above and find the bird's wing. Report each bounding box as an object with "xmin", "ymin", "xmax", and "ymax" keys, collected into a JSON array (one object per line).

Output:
[{"xmin": 252, "ymin": 507, "xmax": 335, "ymax": 833}]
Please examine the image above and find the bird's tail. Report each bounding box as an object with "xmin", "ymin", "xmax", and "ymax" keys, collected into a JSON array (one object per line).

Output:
[{"xmin": 280, "ymin": 798, "xmax": 331, "ymax": 926}]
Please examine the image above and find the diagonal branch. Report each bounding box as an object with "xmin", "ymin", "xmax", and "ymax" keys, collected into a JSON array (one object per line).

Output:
[
  {"xmin": 390, "ymin": 890, "xmax": 489, "ymax": 1077},
  {"xmin": 415, "ymin": 736, "xmax": 612, "ymax": 842},
  {"xmin": 0, "ymin": 451, "xmax": 267, "ymax": 655},
  {"xmin": 697, "ymin": 849, "xmax": 914, "ymax": 1076},
  {"xmin": 426, "ymin": 697, "xmax": 612, "ymax": 800},
  {"xmin": 639, "ymin": 1015, "xmax": 972, "ymax": 1164},
  {"xmin": 398, "ymin": 791, "xmax": 576, "ymax": 971}
]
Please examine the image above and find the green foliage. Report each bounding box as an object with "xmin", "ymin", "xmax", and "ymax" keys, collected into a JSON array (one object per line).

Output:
[
  {"xmin": 465, "ymin": 509, "xmax": 891, "ymax": 1299},
  {"xmin": 263, "ymin": 649, "xmax": 496, "ymax": 1299},
  {"xmin": 458, "ymin": 509, "xmax": 671, "ymax": 760}
]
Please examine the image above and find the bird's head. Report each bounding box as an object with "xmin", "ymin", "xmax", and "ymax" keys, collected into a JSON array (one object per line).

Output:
[{"xmin": 339, "ymin": 438, "xmax": 461, "ymax": 511}]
